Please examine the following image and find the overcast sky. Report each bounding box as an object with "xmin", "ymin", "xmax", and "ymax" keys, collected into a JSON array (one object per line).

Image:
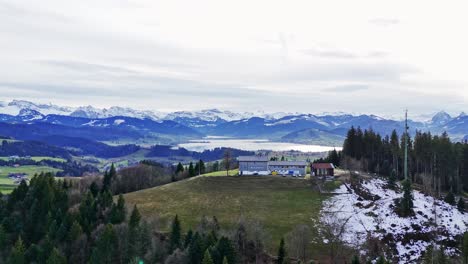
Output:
[{"xmin": 1, "ymin": 0, "xmax": 468, "ymax": 117}]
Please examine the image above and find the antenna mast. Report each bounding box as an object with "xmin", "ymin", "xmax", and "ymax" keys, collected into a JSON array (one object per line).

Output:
[{"xmin": 404, "ymin": 109, "xmax": 408, "ymax": 180}]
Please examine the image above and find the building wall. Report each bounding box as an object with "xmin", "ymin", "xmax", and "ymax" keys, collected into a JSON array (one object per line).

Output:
[
  {"xmin": 239, "ymin": 161, "xmax": 268, "ymax": 172},
  {"xmin": 268, "ymin": 165, "xmax": 306, "ymax": 176}
]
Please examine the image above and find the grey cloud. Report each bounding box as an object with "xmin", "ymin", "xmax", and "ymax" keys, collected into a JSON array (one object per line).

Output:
[
  {"xmin": 369, "ymin": 18, "xmax": 400, "ymax": 27},
  {"xmin": 302, "ymin": 49, "xmax": 358, "ymax": 59},
  {"xmin": 38, "ymin": 60, "xmax": 138, "ymax": 75},
  {"xmin": 326, "ymin": 84, "xmax": 369, "ymax": 93}
]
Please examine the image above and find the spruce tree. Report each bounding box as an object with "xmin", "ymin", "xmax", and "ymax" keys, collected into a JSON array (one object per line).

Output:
[
  {"xmin": 169, "ymin": 215, "xmax": 182, "ymax": 253},
  {"xmin": 202, "ymin": 249, "xmax": 214, "ymax": 264},
  {"xmin": 185, "ymin": 229, "xmax": 194, "ymax": 249},
  {"xmin": 189, "ymin": 162, "xmax": 195, "ymax": 177},
  {"xmin": 110, "ymin": 194, "xmax": 126, "ymax": 224},
  {"xmin": 277, "ymin": 238, "xmax": 285, "ymax": 264},
  {"xmin": 129, "ymin": 205, "xmax": 141, "ymax": 229},
  {"xmin": 444, "ymin": 191, "xmax": 455, "ymax": 205},
  {"xmin": 0, "ymin": 224, "xmax": 6, "ymax": 251},
  {"xmin": 400, "ymin": 179, "xmax": 414, "ymax": 217},
  {"xmin": 351, "ymin": 255, "xmax": 360, "ymax": 264},
  {"xmin": 189, "ymin": 233, "xmax": 203, "ymax": 264},
  {"xmin": 176, "ymin": 162, "xmax": 185, "ymax": 174},
  {"xmin": 459, "ymin": 198, "xmax": 466, "ymax": 212},
  {"xmin": 10, "ymin": 236, "xmax": 26, "ymax": 264},
  {"xmin": 46, "ymin": 248, "xmax": 66, "ymax": 264},
  {"xmin": 463, "ymin": 232, "xmax": 468, "ymax": 264},
  {"xmin": 388, "ymin": 169, "xmax": 396, "ymax": 189}
]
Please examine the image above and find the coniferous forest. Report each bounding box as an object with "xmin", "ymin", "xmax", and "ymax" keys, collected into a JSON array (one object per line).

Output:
[
  {"xmin": 341, "ymin": 126, "xmax": 468, "ymax": 194},
  {"xmin": 0, "ymin": 164, "xmax": 272, "ymax": 264}
]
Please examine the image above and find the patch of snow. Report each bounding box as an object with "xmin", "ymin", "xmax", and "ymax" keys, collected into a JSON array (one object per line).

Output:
[
  {"xmin": 321, "ymin": 178, "xmax": 468, "ymax": 263},
  {"xmin": 113, "ymin": 119, "xmax": 125, "ymax": 125}
]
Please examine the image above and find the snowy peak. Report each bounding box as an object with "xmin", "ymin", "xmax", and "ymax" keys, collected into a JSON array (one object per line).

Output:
[
  {"xmin": 165, "ymin": 109, "xmax": 252, "ymax": 122},
  {"xmin": 0, "ymin": 100, "xmax": 73, "ymax": 116},
  {"xmin": 430, "ymin": 111, "xmax": 452, "ymax": 126}
]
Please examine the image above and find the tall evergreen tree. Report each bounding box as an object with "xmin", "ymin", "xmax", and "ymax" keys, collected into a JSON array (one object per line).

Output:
[
  {"xmin": 189, "ymin": 162, "xmax": 195, "ymax": 177},
  {"xmin": 351, "ymin": 255, "xmax": 360, "ymax": 264},
  {"xmin": 202, "ymin": 249, "xmax": 214, "ymax": 264},
  {"xmin": 277, "ymin": 238, "xmax": 286, "ymax": 264},
  {"xmin": 10, "ymin": 236, "xmax": 26, "ymax": 264},
  {"xmin": 399, "ymin": 179, "xmax": 414, "ymax": 217},
  {"xmin": 46, "ymin": 248, "xmax": 66, "ymax": 264},
  {"xmin": 463, "ymin": 232, "xmax": 468, "ymax": 264},
  {"xmin": 176, "ymin": 162, "xmax": 185, "ymax": 174},
  {"xmin": 169, "ymin": 215, "xmax": 182, "ymax": 253},
  {"xmin": 458, "ymin": 197, "xmax": 465, "ymax": 212}
]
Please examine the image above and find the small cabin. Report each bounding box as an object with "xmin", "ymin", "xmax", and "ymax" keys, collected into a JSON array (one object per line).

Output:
[{"xmin": 311, "ymin": 163, "xmax": 335, "ymax": 177}]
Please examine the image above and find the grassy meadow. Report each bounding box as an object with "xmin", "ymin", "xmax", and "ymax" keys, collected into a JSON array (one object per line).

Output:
[
  {"xmin": 0, "ymin": 165, "xmax": 62, "ymax": 193},
  {"xmin": 123, "ymin": 174, "xmax": 325, "ymax": 252}
]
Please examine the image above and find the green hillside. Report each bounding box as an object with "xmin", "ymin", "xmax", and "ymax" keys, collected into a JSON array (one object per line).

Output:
[{"xmin": 123, "ymin": 174, "xmax": 324, "ymax": 251}]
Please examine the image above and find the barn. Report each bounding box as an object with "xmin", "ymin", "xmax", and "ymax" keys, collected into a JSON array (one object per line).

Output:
[{"xmin": 238, "ymin": 156, "xmax": 269, "ymax": 175}]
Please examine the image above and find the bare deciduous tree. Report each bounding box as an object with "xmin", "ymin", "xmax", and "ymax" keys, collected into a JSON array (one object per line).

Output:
[{"xmin": 286, "ymin": 224, "xmax": 312, "ymax": 262}]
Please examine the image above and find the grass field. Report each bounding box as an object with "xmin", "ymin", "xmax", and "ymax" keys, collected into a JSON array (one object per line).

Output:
[
  {"xmin": 124, "ymin": 174, "xmax": 325, "ymax": 252},
  {"xmin": 0, "ymin": 165, "xmax": 62, "ymax": 193},
  {"xmin": 0, "ymin": 156, "xmax": 66, "ymax": 162}
]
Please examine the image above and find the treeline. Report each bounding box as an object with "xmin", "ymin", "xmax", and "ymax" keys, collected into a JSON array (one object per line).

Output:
[
  {"xmin": 0, "ymin": 140, "xmax": 71, "ymax": 159},
  {"xmin": 39, "ymin": 135, "xmax": 141, "ymax": 158},
  {"xmin": 342, "ymin": 126, "xmax": 468, "ymax": 193},
  {"xmin": 0, "ymin": 158, "xmax": 99, "ymax": 177},
  {"xmin": 146, "ymin": 146, "xmax": 253, "ymax": 162}
]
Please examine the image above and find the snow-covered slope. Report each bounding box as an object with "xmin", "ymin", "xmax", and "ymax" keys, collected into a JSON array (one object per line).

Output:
[
  {"xmin": 321, "ymin": 178, "xmax": 467, "ymax": 263},
  {"xmin": 0, "ymin": 100, "xmax": 73, "ymax": 116},
  {"xmin": 70, "ymin": 105, "xmax": 164, "ymax": 120}
]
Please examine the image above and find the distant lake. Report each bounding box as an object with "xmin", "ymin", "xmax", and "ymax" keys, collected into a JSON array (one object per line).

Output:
[{"xmin": 177, "ymin": 137, "xmax": 342, "ymax": 152}]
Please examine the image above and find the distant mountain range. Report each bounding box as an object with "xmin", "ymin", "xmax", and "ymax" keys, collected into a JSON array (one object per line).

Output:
[{"xmin": 0, "ymin": 100, "xmax": 467, "ymax": 147}]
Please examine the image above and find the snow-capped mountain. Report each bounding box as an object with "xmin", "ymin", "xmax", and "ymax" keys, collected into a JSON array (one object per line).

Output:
[
  {"xmin": 70, "ymin": 105, "xmax": 164, "ymax": 120},
  {"xmin": 0, "ymin": 99, "xmax": 467, "ymax": 143},
  {"xmin": 429, "ymin": 111, "xmax": 452, "ymax": 126},
  {"xmin": 0, "ymin": 100, "xmax": 73, "ymax": 116}
]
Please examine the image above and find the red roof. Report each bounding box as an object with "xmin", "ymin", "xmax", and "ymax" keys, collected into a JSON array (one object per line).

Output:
[{"xmin": 311, "ymin": 163, "xmax": 334, "ymax": 169}]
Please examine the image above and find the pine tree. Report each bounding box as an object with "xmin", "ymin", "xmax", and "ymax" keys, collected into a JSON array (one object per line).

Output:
[
  {"xmin": 169, "ymin": 215, "xmax": 182, "ymax": 253},
  {"xmin": 90, "ymin": 224, "xmax": 117, "ymax": 264},
  {"xmin": 351, "ymin": 255, "xmax": 360, "ymax": 264},
  {"xmin": 189, "ymin": 162, "xmax": 195, "ymax": 177},
  {"xmin": 388, "ymin": 169, "xmax": 396, "ymax": 189},
  {"xmin": 459, "ymin": 198, "xmax": 466, "ymax": 212},
  {"xmin": 189, "ymin": 233, "xmax": 203, "ymax": 264},
  {"xmin": 102, "ymin": 163, "xmax": 116, "ymax": 192},
  {"xmin": 46, "ymin": 248, "xmax": 66, "ymax": 264},
  {"xmin": 0, "ymin": 224, "xmax": 6, "ymax": 251},
  {"xmin": 129, "ymin": 205, "xmax": 141, "ymax": 229},
  {"xmin": 277, "ymin": 238, "xmax": 285, "ymax": 264},
  {"xmin": 10, "ymin": 236, "xmax": 26, "ymax": 264},
  {"xmin": 67, "ymin": 221, "xmax": 83, "ymax": 242},
  {"xmin": 444, "ymin": 191, "xmax": 455, "ymax": 205},
  {"xmin": 176, "ymin": 162, "xmax": 185, "ymax": 174},
  {"xmin": 185, "ymin": 229, "xmax": 194, "ymax": 248},
  {"xmin": 199, "ymin": 160, "xmax": 206, "ymax": 174},
  {"xmin": 110, "ymin": 194, "xmax": 126, "ymax": 224},
  {"xmin": 399, "ymin": 179, "xmax": 414, "ymax": 217},
  {"xmin": 127, "ymin": 205, "xmax": 142, "ymax": 261},
  {"xmin": 202, "ymin": 249, "xmax": 214, "ymax": 264},
  {"xmin": 463, "ymin": 232, "xmax": 468, "ymax": 264},
  {"xmin": 89, "ymin": 182, "xmax": 99, "ymax": 197}
]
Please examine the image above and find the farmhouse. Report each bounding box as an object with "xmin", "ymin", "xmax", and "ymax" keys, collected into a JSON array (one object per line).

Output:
[
  {"xmin": 238, "ymin": 156, "xmax": 307, "ymax": 176},
  {"xmin": 311, "ymin": 163, "xmax": 335, "ymax": 177}
]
